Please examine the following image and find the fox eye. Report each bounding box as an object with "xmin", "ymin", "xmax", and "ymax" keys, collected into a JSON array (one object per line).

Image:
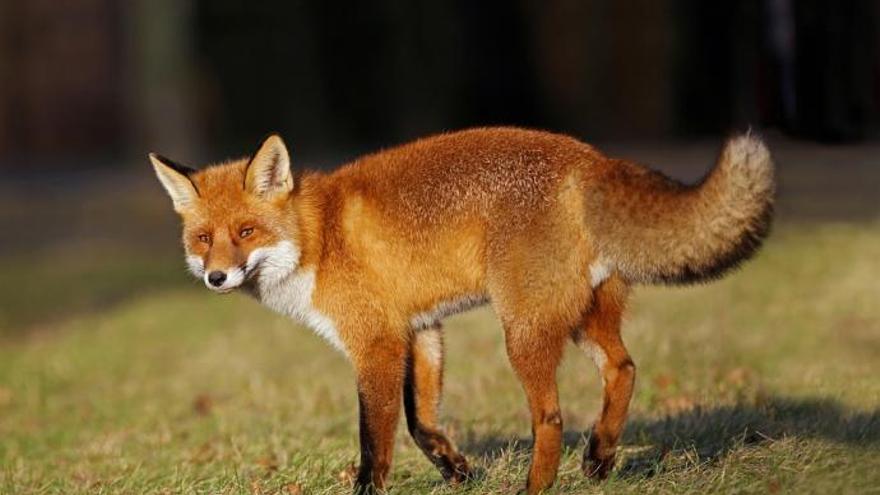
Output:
[
  {"xmin": 239, "ymin": 227, "xmax": 255, "ymax": 239},
  {"xmin": 197, "ymin": 233, "xmax": 211, "ymax": 244}
]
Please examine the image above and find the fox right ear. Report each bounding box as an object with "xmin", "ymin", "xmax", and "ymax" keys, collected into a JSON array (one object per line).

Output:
[
  {"xmin": 149, "ymin": 153, "xmax": 199, "ymax": 212},
  {"xmin": 245, "ymin": 134, "xmax": 293, "ymax": 198}
]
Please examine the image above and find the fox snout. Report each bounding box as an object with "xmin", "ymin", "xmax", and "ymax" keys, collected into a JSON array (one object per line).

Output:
[
  {"xmin": 186, "ymin": 255, "xmax": 246, "ymax": 293},
  {"xmin": 201, "ymin": 266, "xmax": 245, "ymax": 293}
]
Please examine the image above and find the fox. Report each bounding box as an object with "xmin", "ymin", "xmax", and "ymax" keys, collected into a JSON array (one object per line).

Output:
[{"xmin": 150, "ymin": 127, "xmax": 774, "ymax": 494}]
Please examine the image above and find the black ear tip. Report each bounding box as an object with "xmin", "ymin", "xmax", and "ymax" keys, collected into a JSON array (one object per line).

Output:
[
  {"xmin": 149, "ymin": 153, "xmax": 196, "ymax": 175},
  {"xmin": 150, "ymin": 152, "xmax": 171, "ymax": 164}
]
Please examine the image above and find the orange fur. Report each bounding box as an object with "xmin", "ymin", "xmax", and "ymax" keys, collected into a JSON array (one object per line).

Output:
[{"xmin": 151, "ymin": 127, "xmax": 775, "ymax": 494}]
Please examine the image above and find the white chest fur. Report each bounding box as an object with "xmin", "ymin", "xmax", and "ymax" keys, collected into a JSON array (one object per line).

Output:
[{"xmin": 250, "ymin": 242, "xmax": 346, "ymax": 355}]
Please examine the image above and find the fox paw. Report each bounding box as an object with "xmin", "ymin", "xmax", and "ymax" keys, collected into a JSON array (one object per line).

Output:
[
  {"xmin": 442, "ymin": 455, "xmax": 473, "ymax": 484},
  {"xmin": 582, "ymin": 454, "xmax": 615, "ymax": 480}
]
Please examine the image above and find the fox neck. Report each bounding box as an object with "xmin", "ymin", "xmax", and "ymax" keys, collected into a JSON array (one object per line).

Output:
[
  {"xmin": 250, "ymin": 172, "xmax": 326, "ymax": 289},
  {"xmin": 287, "ymin": 172, "xmax": 326, "ymax": 270}
]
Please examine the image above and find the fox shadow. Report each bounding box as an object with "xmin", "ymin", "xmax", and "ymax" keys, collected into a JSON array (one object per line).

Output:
[{"xmin": 460, "ymin": 395, "xmax": 880, "ymax": 479}]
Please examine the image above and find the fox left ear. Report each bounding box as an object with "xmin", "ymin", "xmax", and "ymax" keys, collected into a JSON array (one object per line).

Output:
[
  {"xmin": 149, "ymin": 153, "xmax": 199, "ymax": 213},
  {"xmin": 245, "ymin": 134, "xmax": 293, "ymax": 198}
]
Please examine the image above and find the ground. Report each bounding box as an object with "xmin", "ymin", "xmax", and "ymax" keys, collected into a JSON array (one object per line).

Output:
[{"xmin": 1, "ymin": 137, "xmax": 878, "ymax": 494}]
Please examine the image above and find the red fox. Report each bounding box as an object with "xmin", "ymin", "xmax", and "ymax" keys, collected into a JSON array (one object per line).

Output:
[{"xmin": 150, "ymin": 127, "xmax": 774, "ymax": 494}]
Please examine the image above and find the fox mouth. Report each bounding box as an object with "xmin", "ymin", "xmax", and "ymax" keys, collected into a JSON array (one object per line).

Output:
[{"xmin": 206, "ymin": 282, "xmax": 239, "ymax": 294}]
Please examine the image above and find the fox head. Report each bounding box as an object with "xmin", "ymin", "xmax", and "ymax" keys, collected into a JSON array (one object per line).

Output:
[{"xmin": 150, "ymin": 134, "xmax": 301, "ymax": 293}]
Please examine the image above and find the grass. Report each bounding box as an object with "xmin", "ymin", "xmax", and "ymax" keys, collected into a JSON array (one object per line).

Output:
[{"xmin": 1, "ymin": 223, "xmax": 879, "ymax": 494}]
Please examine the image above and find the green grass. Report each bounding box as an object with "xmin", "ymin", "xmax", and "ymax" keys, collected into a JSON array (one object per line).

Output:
[{"xmin": 1, "ymin": 223, "xmax": 879, "ymax": 494}]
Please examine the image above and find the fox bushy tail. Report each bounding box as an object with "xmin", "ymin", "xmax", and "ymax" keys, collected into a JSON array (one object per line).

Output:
[{"xmin": 587, "ymin": 134, "xmax": 775, "ymax": 285}]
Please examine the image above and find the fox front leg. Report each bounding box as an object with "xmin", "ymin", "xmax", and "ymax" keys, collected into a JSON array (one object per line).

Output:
[{"xmin": 351, "ymin": 336, "xmax": 408, "ymax": 494}]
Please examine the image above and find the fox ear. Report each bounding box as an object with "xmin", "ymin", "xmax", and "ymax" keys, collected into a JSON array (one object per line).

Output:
[
  {"xmin": 245, "ymin": 134, "xmax": 293, "ymax": 198},
  {"xmin": 149, "ymin": 153, "xmax": 199, "ymax": 213}
]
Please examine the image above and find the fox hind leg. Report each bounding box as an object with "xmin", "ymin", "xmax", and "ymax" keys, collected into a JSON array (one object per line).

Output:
[
  {"xmin": 486, "ymin": 202, "xmax": 594, "ymax": 493},
  {"xmin": 403, "ymin": 323, "xmax": 471, "ymax": 483},
  {"xmin": 502, "ymin": 317, "xmax": 570, "ymax": 494},
  {"xmin": 574, "ymin": 275, "xmax": 635, "ymax": 480}
]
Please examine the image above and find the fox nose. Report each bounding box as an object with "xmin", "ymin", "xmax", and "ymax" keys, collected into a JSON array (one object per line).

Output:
[{"xmin": 207, "ymin": 271, "xmax": 227, "ymax": 287}]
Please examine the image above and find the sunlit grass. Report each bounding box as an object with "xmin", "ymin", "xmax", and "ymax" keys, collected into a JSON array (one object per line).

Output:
[{"xmin": 1, "ymin": 223, "xmax": 878, "ymax": 494}]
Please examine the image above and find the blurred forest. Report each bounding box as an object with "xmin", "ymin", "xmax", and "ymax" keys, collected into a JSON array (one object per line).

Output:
[{"xmin": 1, "ymin": 0, "xmax": 879, "ymax": 171}]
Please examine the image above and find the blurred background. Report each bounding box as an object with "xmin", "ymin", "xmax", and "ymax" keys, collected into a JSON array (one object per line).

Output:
[
  {"xmin": 4, "ymin": 1, "xmax": 880, "ymax": 164},
  {"xmin": 0, "ymin": 0, "xmax": 878, "ymax": 330},
  {"xmin": 2, "ymin": 3, "xmax": 880, "ymax": 493}
]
